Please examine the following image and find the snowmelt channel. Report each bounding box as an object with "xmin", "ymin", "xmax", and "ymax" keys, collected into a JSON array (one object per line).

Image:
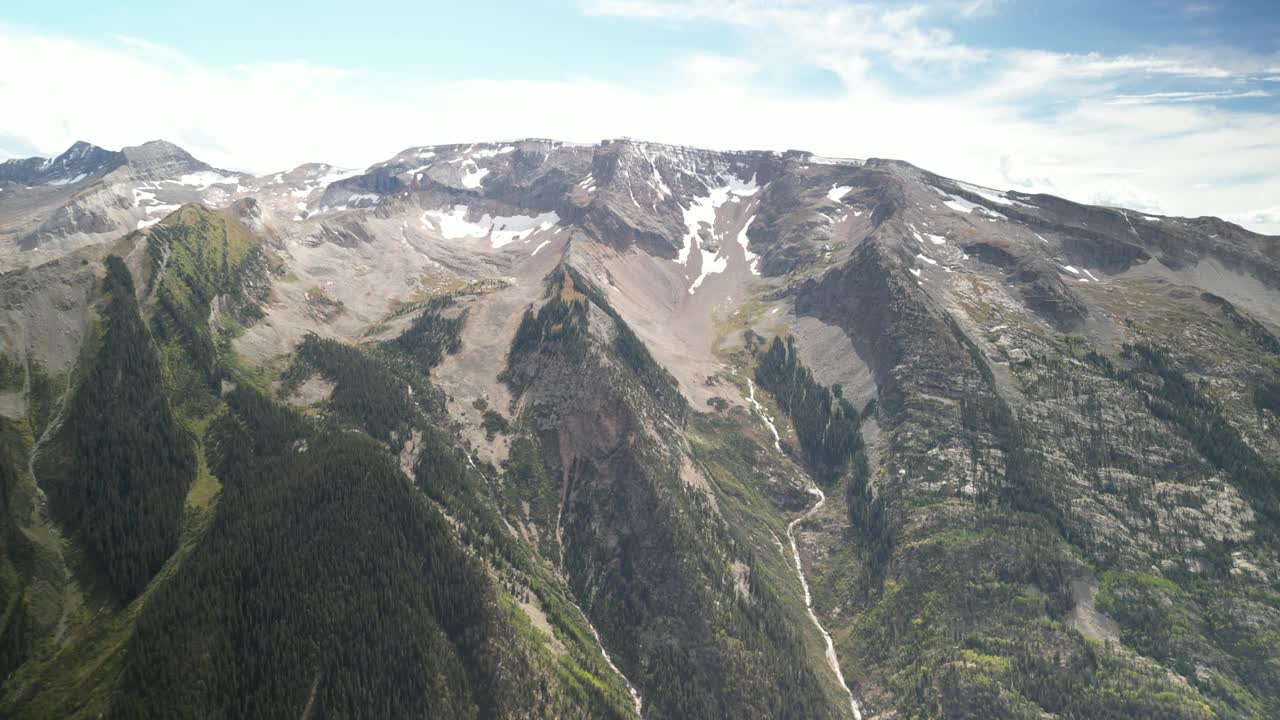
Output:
[{"xmin": 747, "ymin": 379, "xmax": 864, "ymax": 720}]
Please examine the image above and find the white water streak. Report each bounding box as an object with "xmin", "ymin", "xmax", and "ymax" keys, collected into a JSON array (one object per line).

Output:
[
  {"xmin": 747, "ymin": 377, "xmax": 863, "ymax": 719},
  {"xmin": 583, "ymin": 614, "xmax": 644, "ymax": 718},
  {"xmin": 745, "ymin": 379, "xmax": 781, "ymax": 452},
  {"xmin": 788, "ymin": 487, "xmax": 862, "ymax": 719}
]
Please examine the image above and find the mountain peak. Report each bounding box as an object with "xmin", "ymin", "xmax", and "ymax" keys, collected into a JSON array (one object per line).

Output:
[
  {"xmin": 120, "ymin": 139, "xmax": 210, "ymax": 180},
  {"xmin": 121, "ymin": 139, "xmax": 196, "ymax": 162},
  {"xmin": 0, "ymin": 140, "xmax": 123, "ymax": 186},
  {"xmin": 57, "ymin": 140, "xmax": 106, "ymax": 158}
]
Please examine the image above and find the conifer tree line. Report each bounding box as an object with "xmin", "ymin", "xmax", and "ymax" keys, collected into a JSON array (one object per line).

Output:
[
  {"xmin": 40, "ymin": 256, "xmax": 195, "ymax": 602},
  {"xmin": 752, "ymin": 334, "xmax": 865, "ymax": 486}
]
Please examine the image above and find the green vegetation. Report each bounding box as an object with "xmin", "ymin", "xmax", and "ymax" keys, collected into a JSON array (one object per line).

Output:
[
  {"xmin": 388, "ymin": 295, "xmax": 465, "ymax": 371},
  {"xmin": 0, "ymin": 210, "xmax": 648, "ymax": 719},
  {"xmin": 37, "ymin": 256, "xmax": 195, "ymax": 602},
  {"xmin": 288, "ymin": 334, "xmax": 419, "ymax": 445},
  {"xmin": 1255, "ymin": 380, "xmax": 1280, "ymax": 416},
  {"xmin": 0, "ymin": 353, "xmax": 23, "ymax": 391},
  {"xmin": 482, "ymin": 409, "xmax": 510, "ymax": 439},
  {"xmin": 1102, "ymin": 342, "xmax": 1280, "ymax": 525},
  {"xmin": 499, "ymin": 266, "xmax": 849, "ymax": 719},
  {"xmin": 753, "ymin": 334, "xmax": 865, "ymax": 485},
  {"xmin": 146, "ymin": 206, "xmax": 269, "ymax": 397},
  {"xmin": 1202, "ymin": 292, "xmax": 1280, "ymax": 355},
  {"xmin": 113, "ymin": 420, "xmax": 520, "ymax": 719},
  {"xmin": 506, "ymin": 266, "xmax": 686, "ymax": 418},
  {"xmin": 0, "ymin": 419, "xmax": 32, "ymax": 683}
]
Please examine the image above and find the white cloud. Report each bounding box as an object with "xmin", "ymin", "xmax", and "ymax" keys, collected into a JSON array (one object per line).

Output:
[
  {"xmin": 1225, "ymin": 206, "xmax": 1280, "ymax": 235},
  {"xmin": 1081, "ymin": 180, "xmax": 1167, "ymax": 214},
  {"xmin": 0, "ymin": 18, "xmax": 1277, "ymax": 236},
  {"xmin": 677, "ymin": 52, "xmax": 760, "ymax": 85},
  {"xmin": 584, "ymin": 0, "xmax": 990, "ymax": 74},
  {"xmin": 1107, "ymin": 90, "xmax": 1271, "ymax": 105}
]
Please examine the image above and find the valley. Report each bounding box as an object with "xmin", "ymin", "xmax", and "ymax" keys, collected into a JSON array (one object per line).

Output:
[{"xmin": 0, "ymin": 136, "xmax": 1277, "ymax": 718}]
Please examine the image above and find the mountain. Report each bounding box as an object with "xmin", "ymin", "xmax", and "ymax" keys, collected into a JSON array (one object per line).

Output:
[{"xmin": 0, "ymin": 137, "xmax": 1277, "ymax": 719}]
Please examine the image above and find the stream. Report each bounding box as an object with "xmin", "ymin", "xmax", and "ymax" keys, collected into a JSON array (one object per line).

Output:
[{"xmin": 747, "ymin": 379, "xmax": 864, "ymax": 720}]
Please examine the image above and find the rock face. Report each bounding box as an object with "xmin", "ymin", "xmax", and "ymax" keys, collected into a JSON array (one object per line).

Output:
[
  {"xmin": 1, "ymin": 136, "xmax": 1279, "ymax": 719},
  {"xmin": 0, "ymin": 141, "xmax": 124, "ymax": 186}
]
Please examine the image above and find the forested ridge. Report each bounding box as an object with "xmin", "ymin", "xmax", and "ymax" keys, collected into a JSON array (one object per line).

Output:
[
  {"xmin": 37, "ymin": 256, "xmax": 195, "ymax": 602},
  {"xmin": 112, "ymin": 403, "xmax": 512, "ymax": 719},
  {"xmin": 498, "ymin": 266, "xmax": 852, "ymax": 719},
  {"xmin": 0, "ymin": 163, "xmax": 1276, "ymax": 720},
  {"xmin": 0, "ymin": 215, "xmax": 640, "ymax": 718}
]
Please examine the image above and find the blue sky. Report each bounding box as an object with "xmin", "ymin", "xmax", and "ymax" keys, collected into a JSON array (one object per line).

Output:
[{"xmin": 2, "ymin": 1, "xmax": 1278, "ymax": 230}]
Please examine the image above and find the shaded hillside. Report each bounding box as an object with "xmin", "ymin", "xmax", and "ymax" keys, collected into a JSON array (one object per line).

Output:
[
  {"xmin": 37, "ymin": 256, "xmax": 195, "ymax": 602},
  {"xmin": 1, "ymin": 132, "xmax": 1278, "ymax": 720}
]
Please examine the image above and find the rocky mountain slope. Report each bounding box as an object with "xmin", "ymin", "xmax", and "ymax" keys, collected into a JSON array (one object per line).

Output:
[{"xmin": 0, "ymin": 137, "xmax": 1277, "ymax": 718}]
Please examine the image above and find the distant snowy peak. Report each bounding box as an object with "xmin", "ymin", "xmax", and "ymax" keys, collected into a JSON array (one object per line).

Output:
[{"xmin": 0, "ymin": 141, "xmax": 124, "ymax": 186}]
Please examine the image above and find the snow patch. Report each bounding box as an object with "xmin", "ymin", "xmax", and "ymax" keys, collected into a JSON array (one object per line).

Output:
[
  {"xmin": 931, "ymin": 185, "xmax": 1008, "ymax": 219},
  {"xmin": 649, "ymin": 159, "xmax": 672, "ymax": 197},
  {"xmin": 460, "ymin": 161, "xmax": 489, "ymax": 189},
  {"xmin": 174, "ymin": 170, "xmax": 240, "ymax": 190},
  {"xmin": 910, "ymin": 223, "xmax": 944, "ymax": 244},
  {"xmin": 807, "ymin": 155, "xmax": 863, "ymax": 166},
  {"xmin": 470, "ymin": 145, "xmax": 515, "ymax": 160},
  {"xmin": 827, "ymin": 184, "xmax": 852, "ymax": 202},
  {"xmin": 132, "ymin": 185, "xmax": 157, "ymax": 206},
  {"xmin": 956, "ymin": 181, "xmax": 1027, "ymax": 207},
  {"xmin": 689, "ymin": 246, "xmax": 728, "ymax": 293},
  {"xmin": 738, "ymin": 214, "xmax": 761, "ymax": 275},
  {"xmin": 422, "ymin": 205, "xmax": 559, "ymax": 248},
  {"xmin": 47, "ymin": 172, "xmax": 87, "ymax": 186},
  {"xmin": 942, "ymin": 196, "xmax": 982, "ymax": 214},
  {"xmin": 678, "ymin": 173, "xmax": 759, "ymax": 265}
]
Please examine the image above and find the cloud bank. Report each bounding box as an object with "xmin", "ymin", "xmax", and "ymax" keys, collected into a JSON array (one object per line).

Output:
[{"xmin": 1, "ymin": 3, "xmax": 1277, "ymax": 234}]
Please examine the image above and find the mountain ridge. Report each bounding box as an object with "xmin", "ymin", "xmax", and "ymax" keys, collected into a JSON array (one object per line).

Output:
[{"xmin": 0, "ymin": 132, "xmax": 1278, "ymax": 718}]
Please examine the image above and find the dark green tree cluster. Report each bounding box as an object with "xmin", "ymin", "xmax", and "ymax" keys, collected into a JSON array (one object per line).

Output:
[
  {"xmin": 558, "ymin": 447, "xmax": 847, "ymax": 720},
  {"xmin": 289, "ymin": 334, "xmax": 418, "ymax": 445},
  {"xmin": 1253, "ymin": 380, "xmax": 1280, "ymax": 417},
  {"xmin": 38, "ymin": 256, "xmax": 195, "ymax": 602},
  {"xmin": 389, "ymin": 296, "xmax": 465, "ymax": 371},
  {"xmin": 753, "ymin": 335, "xmax": 864, "ymax": 485},
  {"xmin": 506, "ymin": 266, "xmax": 685, "ymax": 418},
  {"xmin": 1119, "ymin": 343, "xmax": 1280, "ymax": 524},
  {"xmin": 959, "ymin": 393, "xmax": 1066, "ymax": 534},
  {"xmin": 481, "ymin": 409, "xmax": 510, "ymax": 439},
  {"xmin": 0, "ymin": 354, "xmax": 22, "ymax": 391},
  {"xmin": 508, "ymin": 292, "xmax": 590, "ymax": 363},
  {"xmin": 1202, "ymin": 292, "xmax": 1280, "ymax": 355},
  {"xmin": 111, "ymin": 407, "xmax": 514, "ymax": 719},
  {"xmin": 0, "ymin": 419, "xmax": 32, "ymax": 681}
]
